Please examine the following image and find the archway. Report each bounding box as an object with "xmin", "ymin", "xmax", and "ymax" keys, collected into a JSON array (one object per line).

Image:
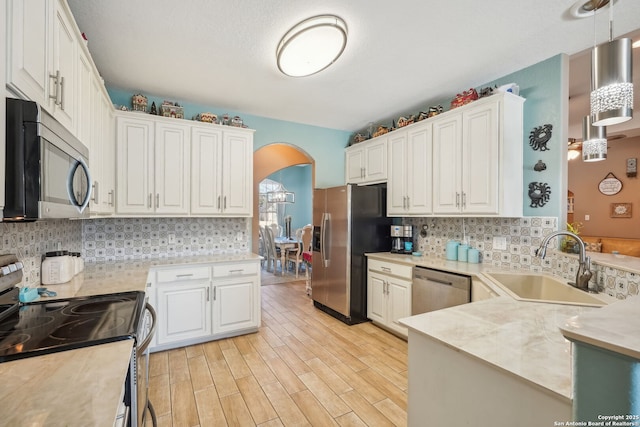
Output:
[{"xmin": 252, "ymin": 143, "xmax": 315, "ymax": 253}]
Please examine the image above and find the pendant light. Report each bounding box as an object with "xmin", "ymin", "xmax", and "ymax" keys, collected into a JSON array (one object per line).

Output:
[
  {"xmin": 582, "ymin": 115, "xmax": 608, "ymax": 162},
  {"xmin": 590, "ymin": 0, "xmax": 633, "ymax": 126},
  {"xmin": 276, "ymin": 15, "xmax": 347, "ymax": 77}
]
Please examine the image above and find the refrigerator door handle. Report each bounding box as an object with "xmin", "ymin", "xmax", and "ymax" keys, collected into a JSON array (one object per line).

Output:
[{"xmin": 321, "ymin": 212, "xmax": 330, "ymax": 267}]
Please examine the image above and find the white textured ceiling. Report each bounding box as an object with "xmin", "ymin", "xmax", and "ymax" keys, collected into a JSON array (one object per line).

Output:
[{"xmin": 67, "ymin": 0, "xmax": 640, "ymax": 133}]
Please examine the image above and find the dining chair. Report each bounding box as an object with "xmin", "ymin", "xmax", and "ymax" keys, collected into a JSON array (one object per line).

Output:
[
  {"xmin": 258, "ymin": 226, "xmax": 267, "ymax": 269},
  {"xmin": 285, "ymin": 228, "xmax": 304, "ymax": 278},
  {"xmin": 264, "ymin": 226, "xmax": 281, "ymax": 273},
  {"xmin": 301, "ymin": 225, "xmax": 313, "ymax": 294}
]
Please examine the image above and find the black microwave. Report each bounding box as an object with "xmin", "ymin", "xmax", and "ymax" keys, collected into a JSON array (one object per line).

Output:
[{"xmin": 4, "ymin": 98, "xmax": 92, "ymax": 221}]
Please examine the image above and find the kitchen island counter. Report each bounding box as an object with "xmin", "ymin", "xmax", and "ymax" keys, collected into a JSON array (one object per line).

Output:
[{"xmin": 0, "ymin": 340, "xmax": 133, "ymax": 427}]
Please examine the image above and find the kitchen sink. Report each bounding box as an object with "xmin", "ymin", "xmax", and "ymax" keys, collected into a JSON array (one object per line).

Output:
[{"xmin": 483, "ymin": 272, "xmax": 608, "ymax": 306}]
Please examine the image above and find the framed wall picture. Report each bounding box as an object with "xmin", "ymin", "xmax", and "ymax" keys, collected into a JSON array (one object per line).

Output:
[{"xmin": 610, "ymin": 203, "xmax": 632, "ymax": 218}]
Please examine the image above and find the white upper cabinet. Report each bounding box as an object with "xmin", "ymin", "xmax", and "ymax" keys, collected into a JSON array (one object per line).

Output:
[
  {"xmin": 6, "ymin": 0, "xmax": 53, "ymax": 107},
  {"xmin": 345, "ymin": 137, "xmax": 387, "ymax": 184},
  {"xmin": 116, "ymin": 115, "xmax": 190, "ymax": 215},
  {"xmin": 388, "ymin": 121, "xmax": 433, "ymax": 216},
  {"xmin": 50, "ymin": 1, "xmax": 77, "ymax": 133},
  {"xmin": 432, "ymin": 92, "xmax": 524, "ymax": 216},
  {"xmin": 191, "ymin": 124, "xmax": 253, "ymax": 216}
]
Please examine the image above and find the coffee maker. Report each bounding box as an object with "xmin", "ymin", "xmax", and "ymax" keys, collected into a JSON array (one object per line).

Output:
[{"xmin": 390, "ymin": 225, "xmax": 413, "ymax": 253}]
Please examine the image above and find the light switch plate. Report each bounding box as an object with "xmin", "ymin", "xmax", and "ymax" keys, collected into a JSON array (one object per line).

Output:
[{"xmin": 493, "ymin": 236, "xmax": 507, "ymax": 250}]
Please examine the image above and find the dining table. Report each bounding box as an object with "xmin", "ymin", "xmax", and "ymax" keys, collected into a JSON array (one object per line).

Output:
[{"xmin": 273, "ymin": 236, "xmax": 299, "ymax": 275}]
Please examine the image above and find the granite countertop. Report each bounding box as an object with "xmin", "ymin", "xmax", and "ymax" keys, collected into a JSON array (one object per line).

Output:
[
  {"xmin": 0, "ymin": 340, "xmax": 133, "ymax": 427},
  {"xmin": 2, "ymin": 253, "xmax": 262, "ymax": 426},
  {"xmin": 38, "ymin": 253, "xmax": 262, "ymax": 299},
  {"xmin": 560, "ymin": 294, "xmax": 640, "ymax": 360},
  {"xmin": 366, "ymin": 252, "xmax": 627, "ymax": 402}
]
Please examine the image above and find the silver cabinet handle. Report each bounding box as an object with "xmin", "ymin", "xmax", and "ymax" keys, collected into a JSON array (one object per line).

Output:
[
  {"xmin": 217, "ymin": 196, "xmax": 221, "ymax": 210},
  {"xmin": 148, "ymin": 193, "xmax": 152, "ymax": 208},
  {"xmin": 92, "ymin": 181, "xmax": 99, "ymax": 203},
  {"xmin": 49, "ymin": 70, "xmax": 61, "ymax": 105},
  {"xmin": 206, "ymin": 287, "xmax": 210, "ymax": 301},
  {"xmin": 229, "ymin": 269, "xmax": 244, "ymax": 274},
  {"xmin": 224, "ymin": 196, "xmax": 227, "ymax": 209},
  {"xmin": 456, "ymin": 192, "xmax": 460, "ymax": 208},
  {"xmin": 462, "ymin": 192, "xmax": 466, "ymax": 209},
  {"xmin": 60, "ymin": 76, "xmax": 65, "ymax": 110},
  {"xmin": 175, "ymin": 273, "xmax": 193, "ymax": 278},
  {"xmin": 108, "ymin": 190, "xmax": 114, "ymax": 206},
  {"xmin": 156, "ymin": 193, "xmax": 160, "ymax": 208},
  {"xmin": 213, "ymin": 286, "xmax": 217, "ymax": 301},
  {"xmin": 381, "ymin": 266, "xmax": 391, "ymax": 272},
  {"xmin": 406, "ymin": 196, "xmax": 410, "ymax": 209}
]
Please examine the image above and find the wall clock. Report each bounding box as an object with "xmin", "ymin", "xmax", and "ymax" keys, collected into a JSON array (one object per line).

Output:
[{"xmin": 598, "ymin": 173, "xmax": 622, "ymax": 196}]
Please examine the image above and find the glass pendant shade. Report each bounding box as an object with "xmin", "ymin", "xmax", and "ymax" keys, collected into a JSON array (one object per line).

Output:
[
  {"xmin": 267, "ymin": 190, "xmax": 295, "ymax": 204},
  {"xmin": 582, "ymin": 115, "xmax": 607, "ymax": 162},
  {"xmin": 590, "ymin": 37, "xmax": 634, "ymax": 126},
  {"xmin": 277, "ymin": 15, "xmax": 347, "ymax": 77}
]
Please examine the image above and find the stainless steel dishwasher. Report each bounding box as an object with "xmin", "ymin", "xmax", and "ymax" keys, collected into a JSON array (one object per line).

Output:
[{"xmin": 412, "ymin": 266, "xmax": 471, "ymax": 314}]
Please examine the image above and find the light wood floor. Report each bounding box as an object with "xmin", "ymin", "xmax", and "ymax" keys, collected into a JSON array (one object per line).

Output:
[{"xmin": 146, "ymin": 272, "xmax": 408, "ymax": 427}]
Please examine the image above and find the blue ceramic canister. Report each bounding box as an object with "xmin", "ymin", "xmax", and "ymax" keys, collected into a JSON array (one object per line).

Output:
[
  {"xmin": 468, "ymin": 248, "xmax": 480, "ymax": 264},
  {"xmin": 457, "ymin": 244, "xmax": 469, "ymax": 262},
  {"xmin": 445, "ymin": 241, "xmax": 459, "ymax": 261}
]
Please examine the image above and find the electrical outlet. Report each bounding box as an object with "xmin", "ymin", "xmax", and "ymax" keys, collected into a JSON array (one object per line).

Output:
[
  {"xmin": 493, "ymin": 236, "xmax": 507, "ymax": 250},
  {"xmin": 236, "ymin": 231, "xmax": 244, "ymax": 241},
  {"xmin": 168, "ymin": 234, "xmax": 176, "ymax": 244}
]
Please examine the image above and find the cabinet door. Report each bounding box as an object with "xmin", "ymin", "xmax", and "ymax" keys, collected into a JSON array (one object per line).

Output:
[
  {"xmin": 6, "ymin": 0, "xmax": 52, "ymax": 107},
  {"xmin": 156, "ymin": 282, "xmax": 212, "ymax": 345},
  {"xmin": 212, "ymin": 277, "xmax": 259, "ymax": 335},
  {"xmin": 89, "ymin": 75, "xmax": 103, "ymax": 213},
  {"xmin": 345, "ymin": 146, "xmax": 365, "ymax": 184},
  {"xmin": 386, "ymin": 277, "xmax": 411, "ymax": 336},
  {"xmin": 462, "ymin": 102, "xmax": 499, "ymax": 214},
  {"xmin": 387, "ymin": 132, "xmax": 407, "ymax": 216},
  {"xmin": 76, "ymin": 50, "xmax": 92, "ymax": 145},
  {"xmin": 155, "ymin": 122, "xmax": 190, "ymax": 214},
  {"xmin": 364, "ymin": 138, "xmax": 387, "ymax": 182},
  {"xmin": 116, "ymin": 116, "xmax": 154, "ymax": 214},
  {"xmin": 406, "ymin": 124, "xmax": 432, "ymax": 215},
  {"xmin": 222, "ymin": 131, "xmax": 253, "ymax": 216},
  {"xmin": 51, "ymin": 1, "xmax": 77, "ymax": 133},
  {"xmin": 191, "ymin": 126, "xmax": 223, "ymax": 214},
  {"xmin": 432, "ymin": 114, "xmax": 462, "ymax": 214},
  {"xmin": 367, "ymin": 272, "xmax": 387, "ymax": 325},
  {"xmin": 100, "ymin": 97, "xmax": 115, "ymax": 214}
]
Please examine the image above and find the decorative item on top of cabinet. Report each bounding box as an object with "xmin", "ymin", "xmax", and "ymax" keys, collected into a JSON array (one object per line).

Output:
[
  {"xmin": 350, "ymin": 133, "xmax": 367, "ymax": 145},
  {"xmin": 395, "ymin": 115, "xmax": 415, "ymax": 128},
  {"xmin": 529, "ymin": 124, "xmax": 553, "ymax": 151},
  {"xmin": 150, "ymin": 101, "xmax": 157, "ymax": 115},
  {"xmin": 450, "ymin": 88, "xmax": 478, "ymax": 109},
  {"xmin": 194, "ymin": 112, "xmax": 218, "ymax": 123},
  {"xmin": 372, "ymin": 125, "xmax": 392, "ymax": 137},
  {"xmin": 160, "ymin": 101, "xmax": 184, "ymax": 119},
  {"xmin": 131, "ymin": 93, "xmax": 148, "ymax": 112},
  {"xmin": 528, "ymin": 182, "xmax": 551, "ymax": 208}
]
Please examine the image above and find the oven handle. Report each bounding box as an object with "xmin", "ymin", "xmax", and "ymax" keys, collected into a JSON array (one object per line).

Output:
[{"xmin": 138, "ymin": 303, "xmax": 156, "ymax": 354}]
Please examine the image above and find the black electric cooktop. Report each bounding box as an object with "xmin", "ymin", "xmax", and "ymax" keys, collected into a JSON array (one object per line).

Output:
[{"xmin": 0, "ymin": 291, "xmax": 145, "ymax": 362}]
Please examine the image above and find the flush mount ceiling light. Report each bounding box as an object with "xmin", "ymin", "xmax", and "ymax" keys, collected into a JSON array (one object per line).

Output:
[
  {"xmin": 582, "ymin": 115, "xmax": 608, "ymax": 162},
  {"xmin": 276, "ymin": 15, "xmax": 347, "ymax": 77},
  {"xmin": 587, "ymin": 0, "xmax": 634, "ymax": 126}
]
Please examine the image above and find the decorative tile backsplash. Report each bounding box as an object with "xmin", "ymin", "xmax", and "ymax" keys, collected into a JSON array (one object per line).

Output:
[
  {"xmin": 0, "ymin": 215, "xmax": 637, "ymax": 300},
  {"xmin": 82, "ymin": 217, "xmax": 250, "ymax": 262},
  {"xmin": 0, "ymin": 220, "xmax": 83, "ymax": 287},
  {"xmin": 403, "ymin": 216, "xmax": 639, "ymax": 300}
]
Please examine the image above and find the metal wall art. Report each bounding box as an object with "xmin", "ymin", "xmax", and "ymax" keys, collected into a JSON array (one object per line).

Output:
[
  {"xmin": 528, "ymin": 182, "xmax": 551, "ymax": 208},
  {"xmin": 529, "ymin": 124, "xmax": 553, "ymax": 151},
  {"xmin": 533, "ymin": 160, "xmax": 547, "ymax": 172}
]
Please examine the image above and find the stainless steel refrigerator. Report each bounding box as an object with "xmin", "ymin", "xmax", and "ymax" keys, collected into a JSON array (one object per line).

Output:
[{"xmin": 312, "ymin": 184, "xmax": 392, "ymax": 324}]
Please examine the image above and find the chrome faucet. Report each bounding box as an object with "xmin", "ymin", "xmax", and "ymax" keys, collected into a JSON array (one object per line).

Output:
[{"xmin": 534, "ymin": 231, "xmax": 594, "ymax": 292}]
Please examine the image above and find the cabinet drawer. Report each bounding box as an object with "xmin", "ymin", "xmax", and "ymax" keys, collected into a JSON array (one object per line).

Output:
[
  {"xmin": 212, "ymin": 262, "xmax": 258, "ymax": 278},
  {"xmin": 155, "ymin": 266, "xmax": 211, "ymax": 283},
  {"xmin": 368, "ymin": 259, "xmax": 412, "ymax": 279}
]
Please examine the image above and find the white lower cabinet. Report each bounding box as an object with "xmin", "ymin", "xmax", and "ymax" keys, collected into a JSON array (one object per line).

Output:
[
  {"xmin": 149, "ymin": 260, "xmax": 260, "ymax": 352},
  {"xmin": 367, "ymin": 259, "xmax": 412, "ymax": 338}
]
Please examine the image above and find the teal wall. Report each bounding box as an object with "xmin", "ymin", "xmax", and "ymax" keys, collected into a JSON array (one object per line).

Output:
[
  {"xmin": 107, "ymin": 87, "xmax": 351, "ymax": 188},
  {"xmin": 573, "ymin": 342, "xmax": 640, "ymax": 422},
  {"xmin": 268, "ymin": 165, "xmax": 312, "ymax": 230},
  {"xmin": 481, "ymin": 54, "xmax": 568, "ymax": 219}
]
